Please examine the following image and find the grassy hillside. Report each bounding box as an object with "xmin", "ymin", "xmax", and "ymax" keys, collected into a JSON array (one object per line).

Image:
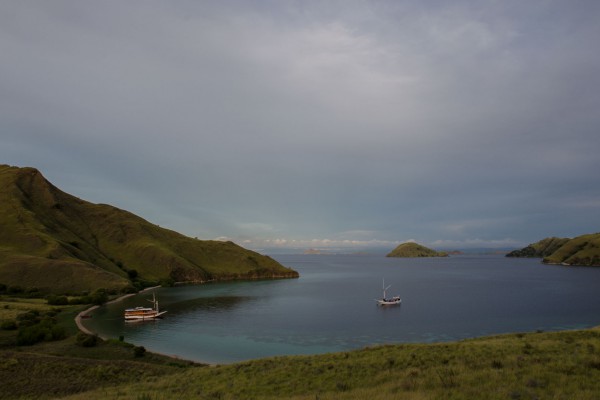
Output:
[
  {"xmin": 386, "ymin": 242, "xmax": 448, "ymax": 258},
  {"xmin": 506, "ymin": 233, "xmax": 600, "ymax": 266},
  {"xmin": 543, "ymin": 233, "xmax": 600, "ymax": 266},
  {"xmin": 77, "ymin": 328, "xmax": 599, "ymax": 400},
  {"xmin": 506, "ymin": 237, "xmax": 570, "ymax": 258},
  {"xmin": 0, "ymin": 165, "xmax": 297, "ymax": 294}
]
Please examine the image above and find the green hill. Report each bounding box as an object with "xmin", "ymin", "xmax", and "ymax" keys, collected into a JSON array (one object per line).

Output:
[
  {"xmin": 506, "ymin": 237, "xmax": 570, "ymax": 258},
  {"xmin": 386, "ymin": 242, "xmax": 448, "ymax": 258},
  {"xmin": 542, "ymin": 233, "xmax": 600, "ymax": 266},
  {"xmin": 0, "ymin": 165, "xmax": 298, "ymax": 294},
  {"xmin": 506, "ymin": 233, "xmax": 600, "ymax": 266}
]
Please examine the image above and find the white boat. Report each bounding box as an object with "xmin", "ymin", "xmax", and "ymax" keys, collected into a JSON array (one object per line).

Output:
[
  {"xmin": 124, "ymin": 292, "xmax": 167, "ymax": 321},
  {"xmin": 376, "ymin": 279, "xmax": 401, "ymax": 306}
]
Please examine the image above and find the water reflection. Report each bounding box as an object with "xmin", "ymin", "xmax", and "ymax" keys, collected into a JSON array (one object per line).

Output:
[{"xmin": 167, "ymin": 296, "xmax": 255, "ymax": 316}]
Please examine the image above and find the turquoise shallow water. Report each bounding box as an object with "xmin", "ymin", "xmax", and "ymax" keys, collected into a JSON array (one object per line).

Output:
[{"xmin": 82, "ymin": 254, "xmax": 600, "ymax": 364}]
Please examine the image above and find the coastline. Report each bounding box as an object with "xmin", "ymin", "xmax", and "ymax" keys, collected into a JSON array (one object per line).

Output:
[
  {"xmin": 75, "ymin": 286, "xmax": 160, "ymax": 340},
  {"xmin": 73, "ymin": 286, "xmax": 209, "ymax": 364}
]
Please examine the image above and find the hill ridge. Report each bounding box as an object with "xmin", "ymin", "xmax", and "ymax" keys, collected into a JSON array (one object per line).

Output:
[
  {"xmin": 507, "ymin": 233, "xmax": 600, "ymax": 266},
  {"xmin": 0, "ymin": 164, "xmax": 298, "ymax": 294}
]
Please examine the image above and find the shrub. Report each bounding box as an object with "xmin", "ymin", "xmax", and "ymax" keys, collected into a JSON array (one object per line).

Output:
[
  {"xmin": 16, "ymin": 310, "xmax": 40, "ymax": 324},
  {"xmin": 90, "ymin": 289, "xmax": 109, "ymax": 305},
  {"xmin": 47, "ymin": 295, "xmax": 69, "ymax": 305},
  {"xmin": 1, "ymin": 320, "xmax": 17, "ymax": 330},
  {"xmin": 7, "ymin": 286, "xmax": 24, "ymax": 295},
  {"xmin": 17, "ymin": 324, "xmax": 48, "ymax": 345},
  {"xmin": 76, "ymin": 332, "xmax": 99, "ymax": 347},
  {"xmin": 134, "ymin": 346, "xmax": 146, "ymax": 358},
  {"xmin": 16, "ymin": 313, "xmax": 67, "ymax": 345},
  {"xmin": 50, "ymin": 325, "xmax": 67, "ymax": 341}
]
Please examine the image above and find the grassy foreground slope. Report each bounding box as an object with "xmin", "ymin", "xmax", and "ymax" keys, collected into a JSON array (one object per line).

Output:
[
  {"xmin": 387, "ymin": 242, "xmax": 448, "ymax": 258},
  {"xmin": 0, "ymin": 165, "xmax": 297, "ymax": 294},
  {"xmin": 61, "ymin": 328, "xmax": 600, "ymax": 400}
]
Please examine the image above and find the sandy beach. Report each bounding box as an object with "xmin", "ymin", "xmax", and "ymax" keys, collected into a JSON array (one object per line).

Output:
[{"xmin": 74, "ymin": 286, "xmax": 160, "ymax": 340}]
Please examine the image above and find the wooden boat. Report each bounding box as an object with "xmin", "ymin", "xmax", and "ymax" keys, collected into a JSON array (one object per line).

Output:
[
  {"xmin": 124, "ymin": 292, "xmax": 167, "ymax": 321},
  {"xmin": 376, "ymin": 279, "xmax": 401, "ymax": 306}
]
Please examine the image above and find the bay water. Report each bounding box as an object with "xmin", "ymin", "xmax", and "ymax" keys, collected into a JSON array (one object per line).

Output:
[{"xmin": 82, "ymin": 254, "xmax": 600, "ymax": 364}]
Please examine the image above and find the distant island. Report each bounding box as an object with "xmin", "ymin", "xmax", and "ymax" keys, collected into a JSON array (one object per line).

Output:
[
  {"xmin": 386, "ymin": 242, "xmax": 448, "ymax": 258},
  {"xmin": 0, "ymin": 165, "xmax": 298, "ymax": 295},
  {"xmin": 507, "ymin": 233, "xmax": 600, "ymax": 266}
]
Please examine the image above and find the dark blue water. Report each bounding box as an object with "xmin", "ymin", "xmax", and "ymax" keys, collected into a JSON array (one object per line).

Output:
[{"xmin": 82, "ymin": 254, "xmax": 600, "ymax": 364}]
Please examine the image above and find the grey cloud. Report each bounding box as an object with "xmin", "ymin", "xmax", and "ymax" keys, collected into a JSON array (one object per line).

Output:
[{"xmin": 1, "ymin": 1, "xmax": 599, "ymax": 250}]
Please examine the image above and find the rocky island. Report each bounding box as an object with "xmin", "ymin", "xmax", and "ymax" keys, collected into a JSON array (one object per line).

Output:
[{"xmin": 386, "ymin": 242, "xmax": 448, "ymax": 258}]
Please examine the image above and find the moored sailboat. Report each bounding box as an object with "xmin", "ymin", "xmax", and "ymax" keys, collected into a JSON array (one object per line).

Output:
[
  {"xmin": 124, "ymin": 292, "xmax": 167, "ymax": 321},
  {"xmin": 376, "ymin": 279, "xmax": 401, "ymax": 306}
]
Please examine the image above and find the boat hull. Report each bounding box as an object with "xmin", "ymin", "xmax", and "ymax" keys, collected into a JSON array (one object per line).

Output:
[
  {"xmin": 124, "ymin": 311, "xmax": 167, "ymax": 321},
  {"xmin": 377, "ymin": 298, "xmax": 401, "ymax": 306}
]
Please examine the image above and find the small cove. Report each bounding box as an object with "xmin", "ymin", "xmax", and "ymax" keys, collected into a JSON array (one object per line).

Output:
[{"xmin": 82, "ymin": 254, "xmax": 600, "ymax": 364}]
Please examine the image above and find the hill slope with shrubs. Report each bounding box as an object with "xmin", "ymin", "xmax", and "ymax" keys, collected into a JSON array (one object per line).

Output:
[
  {"xmin": 0, "ymin": 165, "xmax": 297, "ymax": 294},
  {"xmin": 507, "ymin": 233, "xmax": 600, "ymax": 266}
]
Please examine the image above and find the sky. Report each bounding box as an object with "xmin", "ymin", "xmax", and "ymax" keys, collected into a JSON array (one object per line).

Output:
[{"xmin": 2, "ymin": 1, "xmax": 600, "ymax": 252}]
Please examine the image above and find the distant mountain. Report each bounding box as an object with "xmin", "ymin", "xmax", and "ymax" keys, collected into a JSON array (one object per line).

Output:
[
  {"xmin": 386, "ymin": 242, "xmax": 448, "ymax": 258},
  {"xmin": 0, "ymin": 165, "xmax": 298, "ymax": 294},
  {"xmin": 506, "ymin": 237, "xmax": 570, "ymax": 258},
  {"xmin": 507, "ymin": 234, "xmax": 600, "ymax": 266}
]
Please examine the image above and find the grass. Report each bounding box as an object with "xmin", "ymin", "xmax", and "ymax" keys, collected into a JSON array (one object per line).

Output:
[
  {"xmin": 543, "ymin": 233, "xmax": 600, "ymax": 266},
  {"xmin": 0, "ymin": 164, "xmax": 298, "ymax": 295},
  {"xmin": 0, "ymin": 297, "xmax": 55, "ymax": 320},
  {"xmin": 1, "ymin": 297, "xmax": 600, "ymax": 399},
  {"xmin": 0, "ymin": 297, "xmax": 201, "ymax": 399},
  {"xmin": 58, "ymin": 328, "xmax": 600, "ymax": 400}
]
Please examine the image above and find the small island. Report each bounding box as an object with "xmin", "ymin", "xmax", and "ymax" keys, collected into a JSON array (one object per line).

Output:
[{"xmin": 386, "ymin": 242, "xmax": 448, "ymax": 258}]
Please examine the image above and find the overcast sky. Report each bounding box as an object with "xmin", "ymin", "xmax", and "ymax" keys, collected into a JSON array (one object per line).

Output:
[{"xmin": 2, "ymin": 1, "xmax": 599, "ymax": 252}]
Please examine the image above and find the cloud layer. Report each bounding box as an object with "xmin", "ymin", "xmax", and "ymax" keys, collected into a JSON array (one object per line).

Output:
[{"xmin": 2, "ymin": 1, "xmax": 599, "ymax": 250}]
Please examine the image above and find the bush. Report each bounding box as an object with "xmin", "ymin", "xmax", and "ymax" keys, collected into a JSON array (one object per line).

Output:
[
  {"xmin": 127, "ymin": 269, "xmax": 139, "ymax": 279},
  {"xmin": 76, "ymin": 332, "xmax": 99, "ymax": 347},
  {"xmin": 16, "ymin": 310, "xmax": 40, "ymax": 324},
  {"xmin": 134, "ymin": 346, "xmax": 146, "ymax": 358},
  {"xmin": 90, "ymin": 289, "xmax": 109, "ymax": 305},
  {"xmin": 7, "ymin": 286, "xmax": 24, "ymax": 295},
  {"xmin": 50, "ymin": 324, "xmax": 67, "ymax": 341},
  {"xmin": 15, "ymin": 313, "xmax": 67, "ymax": 345},
  {"xmin": 17, "ymin": 324, "xmax": 48, "ymax": 345},
  {"xmin": 47, "ymin": 295, "xmax": 69, "ymax": 305},
  {"xmin": 1, "ymin": 320, "xmax": 17, "ymax": 330}
]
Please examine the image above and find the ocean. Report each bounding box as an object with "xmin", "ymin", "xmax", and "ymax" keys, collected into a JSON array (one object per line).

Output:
[{"xmin": 82, "ymin": 254, "xmax": 600, "ymax": 364}]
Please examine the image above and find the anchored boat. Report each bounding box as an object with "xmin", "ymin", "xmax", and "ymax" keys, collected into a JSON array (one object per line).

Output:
[
  {"xmin": 124, "ymin": 292, "xmax": 167, "ymax": 321},
  {"xmin": 376, "ymin": 279, "xmax": 401, "ymax": 306}
]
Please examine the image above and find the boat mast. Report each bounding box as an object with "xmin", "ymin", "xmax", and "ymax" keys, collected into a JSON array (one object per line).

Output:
[
  {"xmin": 382, "ymin": 279, "xmax": 392, "ymax": 300},
  {"xmin": 147, "ymin": 292, "xmax": 159, "ymax": 313}
]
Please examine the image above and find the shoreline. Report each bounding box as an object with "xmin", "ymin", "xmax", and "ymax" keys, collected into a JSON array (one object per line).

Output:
[
  {"xmin": 74, "ymin": 283, "xmax": 599, "ymax": 367},
  {"xmin": 74, "ymin": 286, "xmax": 209, "ymax": 364},
  {"xmin": 75, "ymin": 286, "xmax": 160, "ymax": 340}
]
